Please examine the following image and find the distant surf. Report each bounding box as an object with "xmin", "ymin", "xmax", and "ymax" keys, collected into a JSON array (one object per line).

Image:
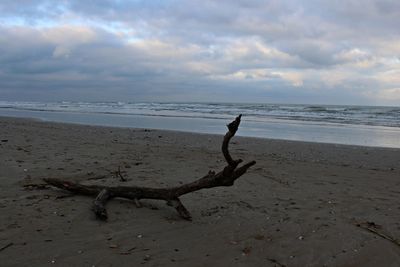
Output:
[
  {"xmin": 1, "ymin": 101, "xmax": 399, "ymax": 148},
  {"xmin": 0, "ymin": 101, "xmax": 399, "ymax": 128}
]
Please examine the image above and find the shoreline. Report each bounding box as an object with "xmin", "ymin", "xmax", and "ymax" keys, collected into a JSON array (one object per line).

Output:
[
  {"xmin": 1, "ymin": 116, "xmax": 399, "ymax": 266},
  {"xmin": 1, "ymin": 110, "xmax": 400, "ymax": 149},
  {"xmin": 1, "ymin": 115, "xmax": 399, "ymax": 151},
  {"xmin": 2, "ymin": 115, "xmax": 400, "ymax": 152}
]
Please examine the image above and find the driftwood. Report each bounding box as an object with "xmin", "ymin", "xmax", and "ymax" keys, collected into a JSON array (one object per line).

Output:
[
  {"xmin": 43, "ymin": 115, "xmax": 256, "ymax": 220},
  {"xmin": 355, "ymin": 221, "xmax": 400, "ymax": 248},
  {"xmin": 0, "ymin": 242, "xmax": 13, "ymax": 253}
]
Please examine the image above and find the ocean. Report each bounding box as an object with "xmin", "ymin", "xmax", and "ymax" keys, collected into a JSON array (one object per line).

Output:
[{"xmin": 1, "ymin": 101, "xmax": 399, "ymax": 148}]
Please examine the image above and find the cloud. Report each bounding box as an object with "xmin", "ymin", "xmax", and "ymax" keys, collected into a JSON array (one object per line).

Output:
[
  {"xmin": 0, "ymin": 0, "xmax": 399, "ymax": 104},
  {"xmin": 211, "ymin": 68, "xmax": 304, "ymax": 87},
  {"xmin": 374, "ymin": 69, "xmax": 400, "ymax": 84},
  {"xmin": 363, "ymin": 88, "xmax": 400, "ymax": 105}
]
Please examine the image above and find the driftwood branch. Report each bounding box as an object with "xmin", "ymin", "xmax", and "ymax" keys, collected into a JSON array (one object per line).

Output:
[
  {"xmin": 43, "ymin": 115, "xmax": 256, "ymax": 220},
  {"xmin": 93, "ymin": 189, "xmax": 112, "ymax": 220},
  {"xmin": 355, "ymin": 221, "xmax": 400, "ymax": 248},
  {"xmin": 0, "ymin": 242, "xmax": 13, "ymax": 253}
]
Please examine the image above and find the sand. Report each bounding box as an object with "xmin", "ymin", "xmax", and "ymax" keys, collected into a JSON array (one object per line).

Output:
[{"xmin": 0, "ymin": 116, "xmax": 399, "ymax": 267}]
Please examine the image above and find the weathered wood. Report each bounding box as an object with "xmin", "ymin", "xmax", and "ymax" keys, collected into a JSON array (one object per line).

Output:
[
  {"xmin": 0, "ymin": 242, "xmax": 13, "ymax": 253},
  {"xmin": 43, "ymin": 115, "xmax": 256, "ymax": 220},
  {"xmin": 93, "ymin": 189, "xmax": 113, "ymax": 220},
  {"xmin": 167, "ymin": 198, "xmax": 192, "ymax": 220},
  {"xmin": 355, "ymin": 221, "xmax": 400, "ymax": 248}
]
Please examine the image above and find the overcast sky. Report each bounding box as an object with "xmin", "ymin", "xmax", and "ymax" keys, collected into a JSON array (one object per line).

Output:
[{"xmin": 1, "ymin": 0, "xmax": 399, "ymax": 105}]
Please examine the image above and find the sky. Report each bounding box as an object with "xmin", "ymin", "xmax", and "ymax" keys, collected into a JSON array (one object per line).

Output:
[{"xmin": 0, "ymin": 0, "xmax": 399, "ymax": 105}]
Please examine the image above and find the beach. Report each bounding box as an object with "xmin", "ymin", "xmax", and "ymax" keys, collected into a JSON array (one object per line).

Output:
[
  {"xmin": 1, "ymin": 102, "xmax": 400, "ymax": 149},
  {"xmin": 1, "ymin": 116, "xmax": 400, "ymax": 266}
]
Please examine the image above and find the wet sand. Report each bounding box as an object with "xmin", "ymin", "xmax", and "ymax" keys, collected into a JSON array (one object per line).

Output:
[{"xmin": 0, "ymin": 116, "xmax": 399, "ymax": 266}]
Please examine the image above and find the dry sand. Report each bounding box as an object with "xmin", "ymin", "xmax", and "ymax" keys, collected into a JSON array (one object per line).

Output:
[{"xmin": 0, "ymin": 116, "xmax": 399, "ymax": 267}]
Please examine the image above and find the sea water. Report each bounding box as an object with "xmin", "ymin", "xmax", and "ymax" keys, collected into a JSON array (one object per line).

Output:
[{"xmin": 0, "ymin": 101, "xmax": 399, "ymax": 148}]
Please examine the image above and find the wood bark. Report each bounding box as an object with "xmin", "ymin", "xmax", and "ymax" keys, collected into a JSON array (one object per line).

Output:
[{"xmin": 44, "ymin": 115, "xmax": 256, "ymax": 220}]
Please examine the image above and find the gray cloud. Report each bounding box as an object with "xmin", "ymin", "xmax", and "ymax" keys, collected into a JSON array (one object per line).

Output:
[{"xmin": 0, "ymin": 0, "xmax": 399, "ymax": 104}]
